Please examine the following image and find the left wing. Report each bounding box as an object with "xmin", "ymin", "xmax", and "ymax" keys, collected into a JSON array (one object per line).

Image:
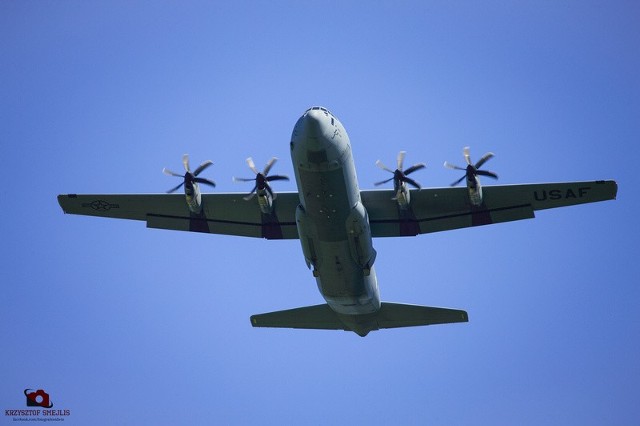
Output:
[
  {"xmin": 57, "ymin": 192, "xmax": 300, "ymax": 239},
  {"xmin": 363, "ymin": 180, "xmax": 617, "ymax": 237}
]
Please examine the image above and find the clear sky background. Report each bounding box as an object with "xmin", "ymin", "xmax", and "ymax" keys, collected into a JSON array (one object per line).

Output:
[{"xmin": 1, "ymin": 1, "xmax": 638, "ymax": 425}]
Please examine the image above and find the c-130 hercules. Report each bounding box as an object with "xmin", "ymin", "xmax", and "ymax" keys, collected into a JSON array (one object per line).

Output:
[{"xmin": 58, "ymin": 107, "xmax": 617, "ymax": 336}]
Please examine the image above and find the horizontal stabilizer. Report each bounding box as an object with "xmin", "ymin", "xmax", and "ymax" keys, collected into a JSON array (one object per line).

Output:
[
  {"xmin": 250, "ymin": 302, "xmax": 468, "ymax": 336},
  {"xmin": 250, "ymin": 304, "xmax": 346, "ymax": 330},
  {"xmin": 374, "ymin": 302, "xmax": 468, "ymax": 329}
]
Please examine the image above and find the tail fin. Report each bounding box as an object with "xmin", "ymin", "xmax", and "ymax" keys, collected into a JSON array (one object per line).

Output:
[{"xmin": 250, "ymin": 302, "xmax": 468, "ymax": 336}]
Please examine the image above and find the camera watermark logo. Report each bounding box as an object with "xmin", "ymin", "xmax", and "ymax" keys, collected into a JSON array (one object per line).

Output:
[
  {"xmin": 4, "ymin": 387, "xmax": 71, "ymax": 421},
  {"xmin": 24, "ymin": 388, "xmax": 54, "ymax": 408}
]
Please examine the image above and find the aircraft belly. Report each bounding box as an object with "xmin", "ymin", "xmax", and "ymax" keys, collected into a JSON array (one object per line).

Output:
[
  {"xmin": 297, "ymin": 167, "xmax": 352, "ymax": 241},
  {"xmin": 313, "ymin": 241, "xmax": 379, "ymax": 314},
  {"xmin": 314, "ymin": 240, "xmax": 365, "ymax": 296},
  {"xmin": 295, "ymin": 167, "xmax": 380, "ymax": 315}
]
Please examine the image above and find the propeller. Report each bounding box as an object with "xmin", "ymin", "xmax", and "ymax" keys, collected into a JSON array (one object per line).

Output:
[
  {"xmin": 375, "ymin": 151, "xmax": 426, "ymax": 190},
  {"xmin": 233, "ymin": 157, "xmax": 289, "ymax": 201},
  {"xmin": 444, "ymin": 147, "xmax": 498, "ymax": 186},
  {"xmin": 162, "ymin": 154, "xmax": 216, "ymax": 193}
]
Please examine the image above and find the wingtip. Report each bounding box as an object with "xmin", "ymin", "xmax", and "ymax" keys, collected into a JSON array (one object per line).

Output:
[{"xmin": 57, "ymin": 194, "xmax": 77, "ymax": 213}]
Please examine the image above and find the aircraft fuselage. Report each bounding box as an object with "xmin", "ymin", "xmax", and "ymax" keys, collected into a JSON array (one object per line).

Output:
[{"xmin": 290, "ymin": 107, "xmax": 381, "ymax": 316}]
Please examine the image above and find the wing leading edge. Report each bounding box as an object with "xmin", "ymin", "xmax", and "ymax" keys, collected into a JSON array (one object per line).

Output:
[{"xmin": 362, "ymin": 180, "xmax": 617, "ymax": 237}]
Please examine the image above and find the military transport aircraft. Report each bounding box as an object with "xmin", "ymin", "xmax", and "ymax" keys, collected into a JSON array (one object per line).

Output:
[{"xmin": 58, "ymin": 106, "xmax": 617, "ymax": 336}]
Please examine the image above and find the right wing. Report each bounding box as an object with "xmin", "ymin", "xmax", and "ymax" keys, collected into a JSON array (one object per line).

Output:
[
  {"xmin": 57, "ymin": 192, "xmax": 300, "ymax": 239},
  {"xmin": 362, "ymin": 180, "xmax": 617, "ymax": 237}
]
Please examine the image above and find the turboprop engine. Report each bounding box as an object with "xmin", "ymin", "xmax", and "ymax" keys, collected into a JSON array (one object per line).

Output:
[
  {"xmin": 444, "ymin": 147, "xmax": 498, "ymax": 206},
  {"xmin": 374, "ymin": 151, "xmax": 426, "ymax": 209},
  {"xmin": 163, "ymin": 154, "xmax": 216, "ymax": 214},
  {"xmin": 233, "ymin": 157, "xmax": 289, "ymax": 214}
]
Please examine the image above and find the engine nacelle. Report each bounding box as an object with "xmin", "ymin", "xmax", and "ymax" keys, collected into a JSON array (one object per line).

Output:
[
  {"xmin": 184, "ymin": 182, "xmax": 203, "ymax": 214},
  {"xmin": 256, "ymin": 188, "xmax": 274, "ymax": 214},
  {"xmin": 466, "ymin": 176, "xmax": 483, "ymax": 206},
  {"xmin": 445, "ymin": 147, "xmax": 497, "ymax": 207},
  {"xmin": 345, "ymin": 201, "xmax": 377, "ymax": 275},
  {"xmin": 394, "ymin": 182, "xmax": 411, "ymax": 210}
]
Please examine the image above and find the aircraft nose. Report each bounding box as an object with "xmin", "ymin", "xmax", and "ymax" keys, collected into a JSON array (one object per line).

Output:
[
  {"xmin": 293, "ymin": 109, "xmax": 330, "ymax": 152},
  {"xmin": 290, "ymin": 107, "xmax": 345, "ymax": 168},
  {"xmin": 300, "ymin": 109, "xmax": 323, "ymax": 138}
]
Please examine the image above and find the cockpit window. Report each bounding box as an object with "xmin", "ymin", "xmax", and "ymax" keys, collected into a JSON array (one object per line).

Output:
[{"xmin": 305, "ymin": 106, "xmax": 334, "ymax": 117}]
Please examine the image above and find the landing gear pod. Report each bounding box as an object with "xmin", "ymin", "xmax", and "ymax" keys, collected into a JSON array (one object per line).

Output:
[
  {"xmin": 296, "ymin": 204, "xmax": 320, "ymax": 272},
  {"xmin": 346, "ymin": 201, "xmax": 377, "ymax": 274}
]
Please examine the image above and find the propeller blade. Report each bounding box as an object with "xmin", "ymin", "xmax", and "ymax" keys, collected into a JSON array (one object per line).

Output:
[
  {"xmin": 474, "ymin": 152, "xmax": 494, "ymax": 170},
  {"xmin": 403, "ymin": 176, "xmax": 421, "ymax": 190},
  {"xmin": 265, "ymin": 174, "xmax": 289, "ymax": 182},
  {"xmin": 451, "ymin": 175, "xmax": 466, "ymax": 187},
  {"xmin": 246, "ymin": 157, "xmax": 259, "ymax": 174},
  {"xmin": 375, "ymin": 160, "xmax": 395, "ymax": 174},
  {"xmin": 263, "ymin": 157, "xmax": 278, "ymax": 176},
  {"xmin": 194, "ymin": 177, "xmax": 216, "ymax": 187},
  {"xmin": 182, "ymin": 154, "xmax": 191, "ymax": 172},
  {"xmin": 396, "ymin": 151, "xmax": 406, "ymax": 171},
  {"xmin": 378, "ymin": 152, "xmax": 425, "ymax": 190},
  {"xmin": 463, "ymin": 147, "xmax": 471, "ymax": 165},
  {"xmin": 475, "ymin": 170, "xmax": 498, "ymax": 180},
  {"xmin": 403, "ymin": 163, "xmax": 426, "ymax": 176},
  {"xmin": 163, "ymin": 168, "xmax": 183, "ymax": 177},
  {"xmin": 167, "ymin": 182, "xmax": 185, "ymax": 193},
  {"xmin": 446, "ymin": 147, "xmax": 498, "ymax": 185},
  {"xmin": 374, "ymin": 177, "xmax": 395, "ymax": 186},
  {"xmin": 243, "ymin": 186, "xmax": 257, "ymax": 201},
  {"xmin": 443, "ymin": 161, "xmax": 466, "ymax": 171},
  {"xmin": 193, "ymin": 160, "xmax": 213, "ymax": 176},
  {"xmin": 237, "ymin": 157, "xmax": 287, "ymax": 201}
]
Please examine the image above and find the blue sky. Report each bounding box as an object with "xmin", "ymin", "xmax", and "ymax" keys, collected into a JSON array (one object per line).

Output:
[{"xmin": 1, "ymin": 1, "xmax": 638, "ymax": 424}]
